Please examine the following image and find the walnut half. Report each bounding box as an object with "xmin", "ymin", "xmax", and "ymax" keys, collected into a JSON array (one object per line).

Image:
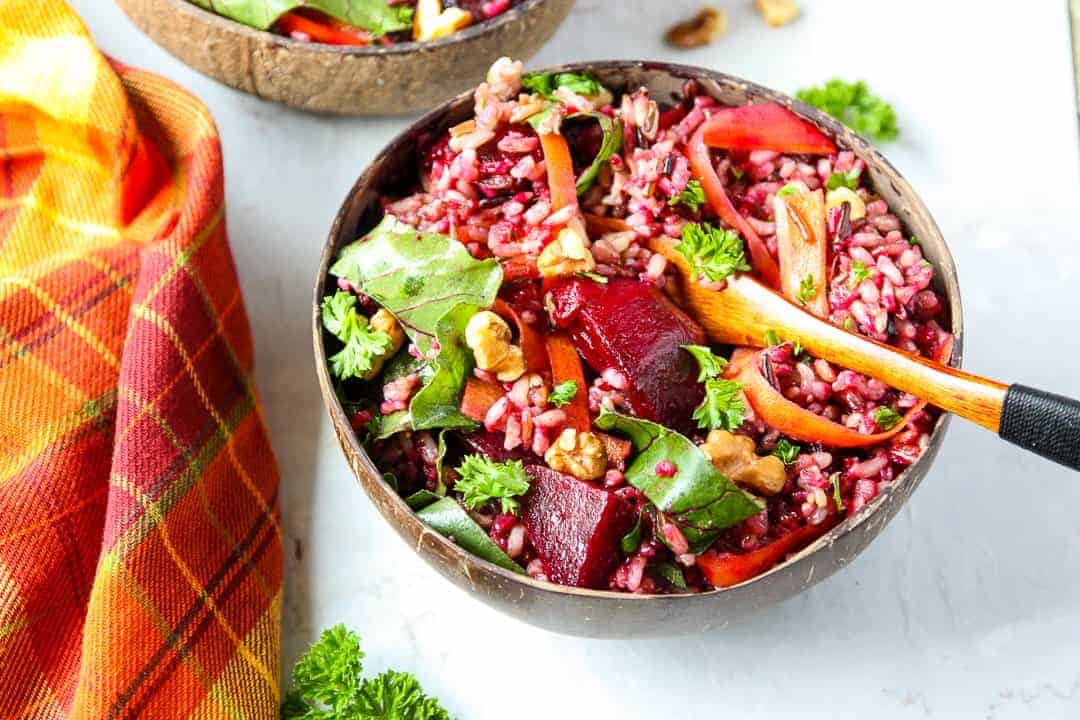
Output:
[
  {"xmin": 545, "ymin": 428, "xmax": 608, "ymax": 481},
  {"xmin": 700, "ymin": 430, "xmax": 788, "ymax": 496}
]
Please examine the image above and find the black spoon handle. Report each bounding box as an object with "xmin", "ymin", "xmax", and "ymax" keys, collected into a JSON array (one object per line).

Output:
[{"xmin": 999, "ymin": 385, "xmax": 1080, "ymax": 471}]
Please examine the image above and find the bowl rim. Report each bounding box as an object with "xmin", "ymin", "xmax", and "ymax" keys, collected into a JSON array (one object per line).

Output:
[
  {"xmin": 169, "ymin": 0, "xmax": 553, "ymax": 55},
  {"xmin": 313, "ymin": 59, "xmax": 963, "ymax": 602}
]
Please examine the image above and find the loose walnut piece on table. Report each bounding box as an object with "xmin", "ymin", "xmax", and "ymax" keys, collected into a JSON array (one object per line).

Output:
[
  {"xmin": 666, "ymin": 7, "xmax": 727, "ymax": 49},
  {"xmin": 755, "ymin": 0, "xmax": 800, "ymax": 27}
]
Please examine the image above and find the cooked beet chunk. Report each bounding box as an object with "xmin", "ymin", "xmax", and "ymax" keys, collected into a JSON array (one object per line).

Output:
[
  {"xmin": 548, "ymin": 277, "xmax": 706, "ymax": 432},
  {"xmin": 458, "ymin": 430, "xmax": 537, "ymax": 463},
  {"xmin": 521, "ymin": 465, "xmax": 637, "ymax": 589}
]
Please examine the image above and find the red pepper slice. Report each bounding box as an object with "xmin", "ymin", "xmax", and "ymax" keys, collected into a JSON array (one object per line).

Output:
[
  {"xmin": 460, "ymin": 378, "xmax": 504, "ymax": 422},
  {"xmin": 500, "ymin": 256, "xmax": 539, "ymax": 281},
  {"xmin": 687, "ymin": 125, "xmax": 781, "ymax": 288},
  {"xmin": 697, "ymin": 516, "xmax": 840, "ymax": 588},
  {"xmin": 700, "ymin": 103, "xmax": 837, "ymax": 155},
  {"xmin": 274, "ymin": 10, "xmax": 371, "ymax": 46},
  {"xmin": 545, "ymin": 332, "xmax": 590, "ymax": 432},
  {"xmin": 493, "ymin": 298, "xmax": 548, "ymax": 373},
  {"xmin": 728, "ymin": 335, "xmax": 954, "ymax": 448},
  {"xmin": 775, "ymin": 189, "xmax": 829, "ymax": 318}
]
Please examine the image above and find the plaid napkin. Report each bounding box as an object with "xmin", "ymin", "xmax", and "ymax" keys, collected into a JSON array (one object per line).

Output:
[{"xmin": 0, "ymin": 1, "xmax": 282, "ymax": 717}]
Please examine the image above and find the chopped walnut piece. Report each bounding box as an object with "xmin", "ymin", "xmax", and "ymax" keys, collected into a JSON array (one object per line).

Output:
[
  {"xmin": 700, "ymin": 430, "xmax": 788, "ymax": 496},
  {"xmin": 666, "ymin": 7, "xmax": 727, "ymax": 49},
  {"xmin": 545, "ymin": 428, "xmax": 608, "ymax": 481}
]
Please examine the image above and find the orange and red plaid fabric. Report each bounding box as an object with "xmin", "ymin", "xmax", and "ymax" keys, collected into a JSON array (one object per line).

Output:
[{"xmin": 0, "ymin": 1, "xmax": 283, "ymax": 717}]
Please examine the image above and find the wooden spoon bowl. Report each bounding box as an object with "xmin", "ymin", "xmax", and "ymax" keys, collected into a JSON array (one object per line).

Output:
[
  {"xmin": 313, "ymin": 61, "xmax": 963, "ymax": 637},
  {"xmin": 115, "ymin": 0, "xmax": 575, "ymax": 115}
]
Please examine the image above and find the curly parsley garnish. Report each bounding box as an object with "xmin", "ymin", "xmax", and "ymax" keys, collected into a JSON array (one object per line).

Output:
[
  {"xmin": 676, "ymin": 222, "xmax": 751, "ymax": 284},
  {"xmin": 772, "ymin": 438, "xmax": 802, "ymax": 465},
  {"xmin": 796, "ymin": 79, "xmax": 899, "ymax": 142},
  {"xmin": 454, "ymin": 455, "xmax": 530, "ymax": 515},
  {"xmin": 692, "ymin": 378, "xmax": 746, "ymax": 431},
  {"xmin": 796, "ymin": 274, "xmax": 818, "ymax": 306},
  {"xmin": 682, "ymin": 344, "xmax": 728, "ymax": 382},
  {"xmin": 873, "ymin": 406, "xmax": 903, "ymax": 431},
  {"xmin": 669, "ymin": 180, "xmax": 706, "ymax": 212},
  {"xmin": 548, "ymin": 380, "xmax": 579, "ymax": 408},
  {"xmin": 282, "ymin": 625, "xmax": 450, "ymax": 720},
  {"xmin": 321, "ymin": 291, "xmax": 394, "ymax": 381}
]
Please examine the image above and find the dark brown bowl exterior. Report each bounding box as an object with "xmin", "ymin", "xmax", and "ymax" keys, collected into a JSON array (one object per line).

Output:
[
  {"xmin": 115, "ymin": 0, "xmax": 574, "ymax": 115},
  {"xmin": 313, "ymin": 61, "xmax": 963, "ymax": 637}
]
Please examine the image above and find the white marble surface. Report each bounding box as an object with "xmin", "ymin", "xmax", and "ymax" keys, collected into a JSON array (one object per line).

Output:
[{"xmin": 72, "ymin": 0, "xmax": 1080, "ymax": 717}]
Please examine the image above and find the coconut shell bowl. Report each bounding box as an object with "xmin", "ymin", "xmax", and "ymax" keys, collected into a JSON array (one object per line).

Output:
[
  {"xmin": 312, "ymin": 61, "xmax": 964, "ymax": 637},
  {"xmin": 116, "ymin": 0, "xmax": 575, "ymax": 115}
]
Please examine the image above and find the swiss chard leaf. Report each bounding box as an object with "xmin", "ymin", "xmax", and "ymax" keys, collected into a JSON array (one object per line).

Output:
[
  {"xmin": 595, "ymin": 410, "xmax": 763, "ymax": 552},
  {"xmin": 190, "ymin": 0, "xmax": 412, "ymax": 34},
  {"xmin": 408, "ymin": 303, "xmax": 480, "ymax": 432},
  {"xmin": 330, "ymin": 216, "xmax": 502, "ymax": 356},
  {"xmin": 416, "ymin": 498, "xmax": 525, "ymax": 574},
  {"xmin": 405, "ymin": 490, "xmax": 441, "ymax": 510},
  {"xmin": 650, "ymin": 560, "xmax": 687, "ymax": 589},
  {"xmin": 569, "ymin": 112, "xmax": 623, "ymax": 195}
]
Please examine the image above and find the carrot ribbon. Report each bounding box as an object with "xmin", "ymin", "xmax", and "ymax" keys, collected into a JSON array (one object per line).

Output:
[{"xmin": 728, "ymin": 335, "xmax": 954, "ymax": 449}]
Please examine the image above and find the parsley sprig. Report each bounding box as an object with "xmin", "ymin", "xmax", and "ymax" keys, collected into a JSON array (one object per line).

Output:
[
  {"xmin": 850, "ymin": 261, "xmax": 874, "ymax": 284},
  {"xmin": 682, "ymin": 345, "xmax": 728, "ymax": 382},
  {"xmin": 693, "ymin": 378, "xmax": 746, "ymax": 431},
  {"xmin": 796, "ymin": 274, "xmax": 818, "ymax": 306},
  {"xmin": 322, "ymin": 291, "xmax": 394, "ymax": 381},
  {"xmin": 548, "ymin": 380, "xmax": 579, "ymax": 408},
  {"xmin": 772, "ymin": 438, "xmax": 802, "ymax": 465},
  {"xmin": 675, "ymin": 222, "xmax": 751, "ymax": 284},
  {"xmin": 873, "ymin": 406, "xmax": 903, "ymax": 431},
  {"xmin": 796, "ymin": 79, "xmax": 899, "ymax": 142},
  {"xmin": 282, "ymin": 625, "xmax": 450, "ymax": 720},
  {"xmin": 669, "ymin": 180, "xmax": 706, "ymax": 212},
  {"xmin": 454, "ymin": 455, "xmax": 530, "ymax": 515}
]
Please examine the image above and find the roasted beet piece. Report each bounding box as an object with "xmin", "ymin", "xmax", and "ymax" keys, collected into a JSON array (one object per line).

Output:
[
  {"xmin": 459, "ymin": 431, "xmax": 537, "ymax": 463},
  {"xmin": 548, "ymin": 278, "xmax": 706, "ymax": 432},
  {"xmin": 521, "ymin": 465, "xmax": 637, "ymax": 589}
]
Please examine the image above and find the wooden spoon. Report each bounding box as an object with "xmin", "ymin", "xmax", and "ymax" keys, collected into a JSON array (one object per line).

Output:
[{"xmin": 649, "ymin": 237, "xmax": 1080, "ymax": 471}]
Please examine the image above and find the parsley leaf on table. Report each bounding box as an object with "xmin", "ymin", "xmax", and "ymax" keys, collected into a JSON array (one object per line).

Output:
[
  {"xmin": 281, "ymin": 625, "xmax": 451, "ymax": 720},
  {"xmin": 796, "ymin": 79, "xmax": 899, "ymax": 142},
  {"xmin": 454, "ymin": 455, "xmax": 530, "ymax": 515},
  {"xmin": 675, "ymin": 222, "xmax": 751, "ymax": 283}
]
